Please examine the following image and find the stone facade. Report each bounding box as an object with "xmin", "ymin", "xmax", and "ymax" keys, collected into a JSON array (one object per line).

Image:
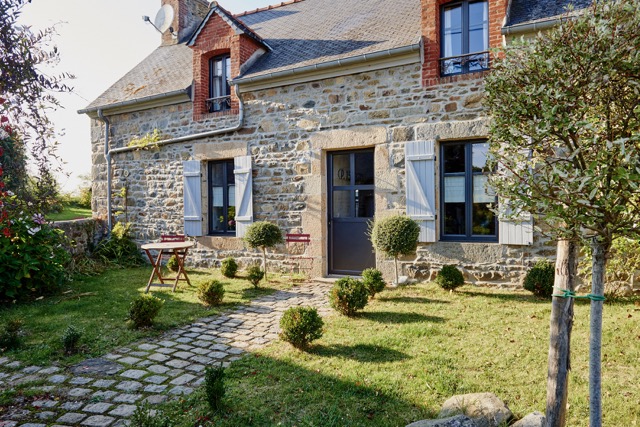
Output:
[{"xmin": 90, "ymin": 62, "xmax": 552, "ymax": 285}]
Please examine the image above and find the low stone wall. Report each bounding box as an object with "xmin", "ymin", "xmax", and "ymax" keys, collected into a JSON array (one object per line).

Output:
[{"xmin": 54, "ymin": 218, "xmax": 108, "ymax": 257}]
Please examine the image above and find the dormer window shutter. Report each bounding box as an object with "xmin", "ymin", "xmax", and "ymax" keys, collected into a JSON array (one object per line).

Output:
[{"xmin": 405, "ymin": 140, "xmax": 437, "ymax": 242}]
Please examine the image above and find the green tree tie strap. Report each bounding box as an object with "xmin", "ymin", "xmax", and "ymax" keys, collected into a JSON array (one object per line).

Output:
[{"xmin": 552, "ymin": 287, "xmax": 606, "ymax": 302}]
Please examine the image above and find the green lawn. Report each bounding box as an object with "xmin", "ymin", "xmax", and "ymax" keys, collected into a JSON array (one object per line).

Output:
[
  {"xmin": 147, "ymin": 283, "xmax": 639, "ymax": 426},
  {"xmin": 46, "ymin": 204, "xmax": 92, "ymax": 221},
  {"xmin": 0, "ymin": 267, "xmax": 293, "ymax": 366}
]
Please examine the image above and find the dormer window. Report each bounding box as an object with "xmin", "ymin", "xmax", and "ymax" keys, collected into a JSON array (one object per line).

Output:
[
  {"xmin": 207, "ymin": 54, "xmax": 231, "ymax": 113},
  {"xmin": 440, "ymin": 0, "xmax": 489, "ymax": 76}
]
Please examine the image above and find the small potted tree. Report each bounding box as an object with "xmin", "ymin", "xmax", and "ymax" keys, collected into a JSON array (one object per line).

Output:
[
  {"xmin": 370, "ymin": 215, "xmax": 420, "ymax": 285},
  {"xmin": 243, "ymin": 221, "xmax": 284, "ymax": 280}
]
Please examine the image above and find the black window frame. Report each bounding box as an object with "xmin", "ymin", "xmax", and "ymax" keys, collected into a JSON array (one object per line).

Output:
[
  {"xmin": 207, "ymin": 54, "xmax": 231, "ymax": 113},
  {"xmin": 207, "ymin": 160, "xmax": 236, "ymax": 236},
  {"xmin": 439, "ymin": 140, "xmax": 498, "ymax": 242},
  {"xmin": 439, "ymin": 0, "xmax": 490, "ymax": 77}
]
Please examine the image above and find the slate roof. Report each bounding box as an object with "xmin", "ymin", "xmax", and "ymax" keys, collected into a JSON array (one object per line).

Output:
[
  {"xmin": 82, "ymin": 0, "xmax": 588, "ymax": 112},
  {"xmin": 81, "ymin": 0, "xmax": 421, "ymax": 112},
  {"xmin": 506, "ymin": 0, "xmax": 591, "ymax": 27},
  {"xmin": 236, "ymin": 0, "xmax": 422, "ymax": 80},
  {"xmin": 81, "ymin": 42, "xmax": 192, "ymax": 113}
]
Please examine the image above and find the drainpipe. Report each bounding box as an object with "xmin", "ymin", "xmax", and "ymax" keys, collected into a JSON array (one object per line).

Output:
[
  {"xmin": 94, "ymin": 85, "xmax": 245, "ymax": 231},
  {"xmin": 96, "ymin": 109, "xmax": 113, "ymax": 232},
  {"xmin": 108, "ymin": 84, "xmax": 245, "ymax": 155}
]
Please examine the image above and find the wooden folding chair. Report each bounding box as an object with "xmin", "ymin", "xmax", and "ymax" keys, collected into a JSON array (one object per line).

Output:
[
  {"xmin": 160, "ymin": 235, "xmax": 187, "ymax": 262},
  {"xmin": 159, "ymin": 234, "xmax": 191, "ymax": 288},
  {"xmin": 161, "ymin": 234, "xmax": 186, "ymax": 245},
  {"xmin": 285, "ymin": 233, "xmax": 313, "ymax": 275}
]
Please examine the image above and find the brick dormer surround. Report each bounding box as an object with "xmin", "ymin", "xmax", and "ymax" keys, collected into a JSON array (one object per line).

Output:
[
  {"xmin": 421, "ymin": 0, "xmax": 508, "ymax": 87},
  {"xmin": 190, "ymin": 12, "xmax": 265, "ymax": 121}
]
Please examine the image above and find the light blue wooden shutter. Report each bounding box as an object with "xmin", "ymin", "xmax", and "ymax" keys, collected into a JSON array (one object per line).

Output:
[
  {"xmin": 497, "ymin": 148, "xmax": 533, "ymax": 245},
  {"xmin": 498, "ymin": 202, "xmax": 533, "ymax": 245},
  {"xmin": 234, "ymin": 156, "xmax": 253, "ymax": 238},
  {"xmin": 405, "ymin": 140, "xmax": 437, "ymax": 242},
  {"xmin": 183, "ymin": 160, "xmax": 203, "ymax": 237}
]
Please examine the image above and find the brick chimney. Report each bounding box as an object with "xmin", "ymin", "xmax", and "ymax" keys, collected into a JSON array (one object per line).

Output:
[{"xmin": 160, "ymin": 0, "xmax": 210, "ymax": 46}]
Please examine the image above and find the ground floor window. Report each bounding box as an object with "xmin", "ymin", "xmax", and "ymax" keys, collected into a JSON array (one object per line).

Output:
[
  {"xmin": 208, "ymin": 160, "xmax": 236, "ymax": 235},
  {"xmin": 440, "ymin": 140, "xmax": 497, "ymax": 241}
]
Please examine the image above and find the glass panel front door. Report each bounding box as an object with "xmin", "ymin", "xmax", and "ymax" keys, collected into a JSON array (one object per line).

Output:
[{"xmin": 328, "ymin": 149, "xmax": 376, "ymax": 275}]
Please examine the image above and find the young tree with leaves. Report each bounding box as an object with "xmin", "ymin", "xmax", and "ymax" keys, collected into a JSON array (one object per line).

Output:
[
  {"xmin": 485, "ymin": 2, "xmax": 640, "ymax": 426},
  {"xmin": 243, "ymin": 221, "xmax": 283, "ymax": 280},
  {"xmin": 370, "ymin": 215, "xmax": 420, "ymax": 285},
  {"xmin": 0, "ymin": 0, "xmax": 72, "ymax": 211}
]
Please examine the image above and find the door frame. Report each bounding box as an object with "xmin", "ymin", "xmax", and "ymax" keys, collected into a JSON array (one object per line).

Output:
[{"xmin": 327, "ymin": 148, "xmax": 376, "ymax": 275}]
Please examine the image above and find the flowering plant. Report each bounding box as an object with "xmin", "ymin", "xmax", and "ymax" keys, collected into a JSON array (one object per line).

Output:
[{"xmin": 0, "ymin": 114, "xmax": 69, "ymax": 301}]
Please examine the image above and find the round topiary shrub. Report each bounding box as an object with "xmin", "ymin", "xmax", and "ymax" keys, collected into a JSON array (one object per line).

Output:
[
  {"xmin": 279, "ymin": 306, "xmax": 324, "ymax": 349},
  {"xmin": 198, "ymin": 280, "xmax": 225, "ymax": 306},
  {"xmin": 243, "ymin": 221, "xmax": 284, "ymax": 279},
  {"xmin": 329, "ymin": 277, "xmax": 369, "ymax": 316},
  {"xmin": 435, "ymin": 265, "xmax": 465, "ymax": 291},
  {"xmin": 220, "ymin": 257, "xmax": 238, "ymax": 278},
  {"xmin": 128, "ymin": 295, "xmax": 164, "ymax": 328},
  {"xmin": 370, "ymin": 215, "xmax": 420, "ymax": 284},
  {"xmin": 166, "ymin": 255, "xmax": 179, "ymax": 272},
  {"xmin": 362, "ymin": 268, "xmax": 386, "ymax": 298},
  {"xmin": 246, "ymin": 265, "xmax": 265, "ymax": 288},
  {"xmin": 523, "ymin": 259, "xmax": 555, "ymax": 298}
]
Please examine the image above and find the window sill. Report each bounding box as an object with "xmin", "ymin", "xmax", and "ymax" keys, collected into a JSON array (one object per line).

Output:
[{"xmin": 439, "ymin": 237, "xmax": 499, "ymax": 244}]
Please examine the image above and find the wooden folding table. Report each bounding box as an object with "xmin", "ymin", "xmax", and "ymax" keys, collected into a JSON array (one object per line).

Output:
[{"xmin": 141, "ymin": 241, "xmax": 194, "ymax": 292}]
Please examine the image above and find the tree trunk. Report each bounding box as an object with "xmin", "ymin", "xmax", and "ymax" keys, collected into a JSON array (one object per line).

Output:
[
  {"xmin": 589, "ymin": 238, "xmax": 607, "ymax": 427},
  {"xmin": 262, "ymin": 247, "xmax": 268, "ymax": 280},
  {"xmin": 545, "ymin": 239, "xmax": 579, "ymax": 427},
  {"xmin": 394, "ymin": 256, "xmax": 399, "ymax": 285}
]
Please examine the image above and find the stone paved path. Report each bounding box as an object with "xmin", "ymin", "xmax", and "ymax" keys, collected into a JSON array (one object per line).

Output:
[{"xmin": 0, "ymin": 281, "xmax": 332, "ymax": 427}]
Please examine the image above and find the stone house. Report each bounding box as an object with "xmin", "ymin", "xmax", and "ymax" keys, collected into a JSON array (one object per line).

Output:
[{"xmin": 79, "ymin": 0, "xmax": 590, "ymax": 285}]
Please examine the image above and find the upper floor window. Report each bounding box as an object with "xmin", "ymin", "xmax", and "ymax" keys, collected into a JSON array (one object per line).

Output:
[
  {"xmin": 208, "ymin": 54, "xmax": 231, "ymax": 113},
  {"xmin": 208, "ymin": 160, "xmax": 236, "ymax": 235},
  {"xmin": 440, "ymin": 141, "xmax": 497, "ymax": 241},
  {"xmin": 440, "ymin": 0, "xmax": 489, "ymax": 76}
]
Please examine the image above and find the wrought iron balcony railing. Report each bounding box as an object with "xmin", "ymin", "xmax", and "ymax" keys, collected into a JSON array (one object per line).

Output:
[
  {"xmin": 206, "ymin": 95, "xmax": 232, "ymax": 113},
  {"xmin": 440, "ymin": 50, "xmax": 490, "ymax": 77}
]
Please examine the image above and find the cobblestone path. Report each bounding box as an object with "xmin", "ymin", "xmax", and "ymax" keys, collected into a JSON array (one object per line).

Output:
[{"xmin": 0, "ymin": 281, "xmax": 332, "ymax": 427}]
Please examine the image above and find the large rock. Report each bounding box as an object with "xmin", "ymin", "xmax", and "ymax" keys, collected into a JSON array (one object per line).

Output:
[
  {"xmin": 512, "ymin": 411, "xmax": 545, "ymax": 427},
  {"xmin": 406, "ymin": 415, "xmax": 477, "ymax": 427},
  {"xmin": 439, "ymin": 393, "xmax": 513, "ymax": 427}
]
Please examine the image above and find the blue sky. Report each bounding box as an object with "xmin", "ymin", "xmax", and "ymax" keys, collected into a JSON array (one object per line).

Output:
[{"xmin": 20, "ymin": 0, "xmax": 276, "ymax": 192}]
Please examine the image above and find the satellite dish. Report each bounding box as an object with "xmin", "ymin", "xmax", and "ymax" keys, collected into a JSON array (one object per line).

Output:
[{"xmin": 154, "ymin": 4, "xmax": 175, "ymax": 34}]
